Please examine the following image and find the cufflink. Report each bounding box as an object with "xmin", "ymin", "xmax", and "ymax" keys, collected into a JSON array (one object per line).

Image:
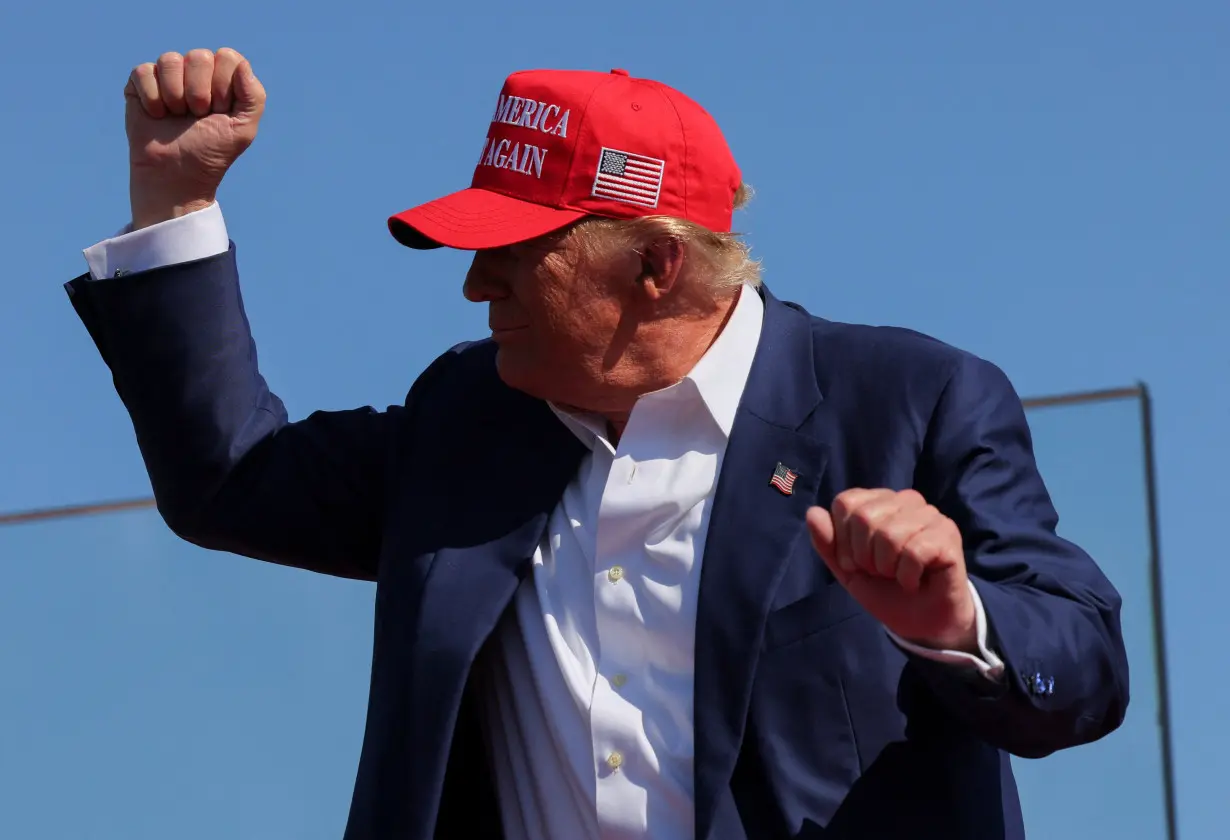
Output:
[
  {"xmin": 1026, "ymin": 672, "xmax": 1055, "ymax": 696},
  {"xmin": 113, "ymin": 268, "xmax": 129, "ymax": 278}
]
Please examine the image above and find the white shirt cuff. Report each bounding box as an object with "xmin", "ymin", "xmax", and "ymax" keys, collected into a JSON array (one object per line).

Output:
[
  {"xmin": 82, "ymin": 201, "xmax": 230, "ymax": 280},
  {"xmin": 886, "ymin": 580, "xmax": 1005, "ymax": 682}
]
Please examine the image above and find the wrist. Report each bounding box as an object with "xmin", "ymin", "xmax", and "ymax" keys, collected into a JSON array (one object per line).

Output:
[
  {"xmin": 129, "ymin": 197, "xmax": 216, "ymax": 231},
  {"xmin": 129, "ymin": 171, "xmax": 217, "ymax": 231},
  {"xmin": 905, "ymin": 604, "xmax": 978, "ymax": 654}
]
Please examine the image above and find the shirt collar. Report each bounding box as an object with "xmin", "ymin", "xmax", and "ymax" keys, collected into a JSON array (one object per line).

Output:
[{"xmin": 549, "ymin": 283, "xmax": 765, "ymax": 447}]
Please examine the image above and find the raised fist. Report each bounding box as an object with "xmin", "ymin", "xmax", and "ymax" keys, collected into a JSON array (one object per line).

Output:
[
  {"xmin": 124, "ymin": 48, "xmax": 266, "ymax": 230},
  {"xmin": 806, "ymin": 488, "xmax": 978, "ymax": 652}
]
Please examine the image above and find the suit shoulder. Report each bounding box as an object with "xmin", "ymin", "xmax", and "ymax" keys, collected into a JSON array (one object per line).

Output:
[
  {"xmin": 397, "ymin": 338, "xmax": 551, "ymax": 433},
  {"xmin": 438, "ymin": 338, "xmax": 500, "ymax": 379},
  {"xmin": 799, "ymin": 308, "xmax": 1007, "ymax": 392},
  {"xmin": 399, "ymin": 339, "xmax": 497, "ymax": 405},
  {"xmin": 776, "ymin": 303, "xmax": 1019, "ymax": 438},
  {"xmin": 812, "ymin": 316, "xmax": 964, "ymax": 369}
]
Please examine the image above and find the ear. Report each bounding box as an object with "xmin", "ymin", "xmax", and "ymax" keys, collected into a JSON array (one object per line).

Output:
[{"xmin": 636, "ymin": 237, "xmax": 686, "ymax": 301}]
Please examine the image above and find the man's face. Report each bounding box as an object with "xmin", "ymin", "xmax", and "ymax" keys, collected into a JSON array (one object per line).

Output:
[{"xmin": 463, "ymin": 224, "xmax": 640, "ymax": 410}]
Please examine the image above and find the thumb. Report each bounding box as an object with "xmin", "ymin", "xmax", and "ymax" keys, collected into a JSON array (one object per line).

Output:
[
  {"xmin": 806, "ymin": 506, "xmax": 843, "ymax": 577},
  {"xmin": 232, "ymin": 60, "xmax": 267, "ymax": 122}
]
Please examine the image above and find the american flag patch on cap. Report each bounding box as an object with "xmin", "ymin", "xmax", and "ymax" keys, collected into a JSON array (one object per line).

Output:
[{"xmin": 591, "ymin": 147, "xmax": 665, "ymax": 208}]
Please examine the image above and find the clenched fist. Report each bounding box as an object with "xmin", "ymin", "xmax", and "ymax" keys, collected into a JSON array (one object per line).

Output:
[
  {"xmin": 806, "ymin": 489, "xmax": 978, "ymax": 652},
  {"xmin": 124, "ymin": 48, "xmax": 266, "ymax": 230}
]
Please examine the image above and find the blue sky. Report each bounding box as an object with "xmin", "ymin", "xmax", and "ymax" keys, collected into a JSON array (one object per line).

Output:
[{"xmin": 1, "ymin": 2, "xmax": 1225, "ymax": 837}]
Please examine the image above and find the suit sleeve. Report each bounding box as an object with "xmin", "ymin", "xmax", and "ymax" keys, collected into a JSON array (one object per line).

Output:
[
  {"xmin": 910, "ymin": 353, "xmax": 1131, "ymax": 758},
  {"xmin": 65, "ymin": 243, "xmax": 459, "ymax": 581}
]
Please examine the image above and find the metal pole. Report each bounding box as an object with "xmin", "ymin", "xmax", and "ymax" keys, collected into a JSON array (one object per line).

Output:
[
  {"xmin": 1020, "ymin": 385, "xmax": 1142, "ymax": 411},
  {"xmin": 1139, "ymin": 382, "xmax": 1180, "ymax": 840},
  {"xmin": 0, "ymin": 496, "xmax": 155, "ymax": 527}
]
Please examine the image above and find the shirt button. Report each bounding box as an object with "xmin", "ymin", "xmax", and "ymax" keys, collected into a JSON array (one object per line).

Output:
[
  {"xmin": 611, "ymin": 673, "xmax": 628, "ymax": 688},
  {"xmin": 607, "ymin": 566, "xmax": 624, "ymax": 583},
  {"xmin": 606, "ymin": 751, "xmax": 624, "ymax": 770}
]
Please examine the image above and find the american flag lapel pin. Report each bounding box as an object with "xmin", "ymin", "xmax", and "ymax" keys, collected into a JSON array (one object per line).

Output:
[{"xmin": 769, "ymin": 462, "xmax": 798, "ymax": 496}]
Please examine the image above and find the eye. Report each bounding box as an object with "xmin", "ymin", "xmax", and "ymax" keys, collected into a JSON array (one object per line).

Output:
[
  {"xmin": 509, "ymin": 240, "xmax": 556, "ymax": 261},
  {"xmin": 478, "ymin": 245, "xmax": 523, "ymax": 268}
]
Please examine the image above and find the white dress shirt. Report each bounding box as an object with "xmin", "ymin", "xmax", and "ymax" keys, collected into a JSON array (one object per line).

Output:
[{"xmin": 83, "ymin": 203, "xmax": 1004, "ymax": 840}]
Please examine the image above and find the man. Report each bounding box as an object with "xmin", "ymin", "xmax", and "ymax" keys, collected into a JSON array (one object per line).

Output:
[{"xmin": 66, "ymin": 48, "xmax": 1129, "ymax": 839}]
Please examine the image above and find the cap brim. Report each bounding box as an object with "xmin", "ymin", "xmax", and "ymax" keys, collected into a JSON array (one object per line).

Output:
[{"xmin": 388, "ymin": 188, "xmax": 587, "ymax": 250}]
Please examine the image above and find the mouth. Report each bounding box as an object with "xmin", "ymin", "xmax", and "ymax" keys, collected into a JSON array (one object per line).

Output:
[{"xmin": 490, "ymin": 325, "xmax": 529, "ymax": 338}]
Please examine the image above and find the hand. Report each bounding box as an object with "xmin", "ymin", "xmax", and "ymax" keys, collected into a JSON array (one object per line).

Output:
[
  {"xmin": 806, "ymin": 489, "xmax": 977, "ymax": 652},
  {"xmin": 124, "ymin": 48, "xmax": 267, "ymax": 229}
]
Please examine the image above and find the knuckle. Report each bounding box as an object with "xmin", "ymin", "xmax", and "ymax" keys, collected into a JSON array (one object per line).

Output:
[
  {"xmin": 848, "ymin": 506, "xmax": 874, "ymax": 532},
  {"xmin": 942, "ymin": 516, "xmax": 962, "ymax": 540},
  {"xmin": 939, "ymin": 513, "xmax": 956, "ymax": 533},
  {"xmin": 870, "ymin": 530, "xmax": 901, "ymax": 559},
  {"xmin": 899, "ymin": 488, "xmax": 926, "ymax": 506},
  {"xmin": 900, "ymin": 554, "xmax": 926, "ymax": 578},
  {"xmin": 835, "ymin": 487, "xmax": 872, "ymax": 512},
  {"xmin": 830, "ymin": 493, "xmax": 854, "ymax": 518},
  {"xmin": 215, "ymin": 46, "xmax": 243, "ymax": 63},
  {"xmin": 186, "ymin": 48, "xmax": 214, "ymax": 63},
  {"xmin": 901, "ymin": 536, "xmax": 927, "ymax": 559},
  {"xmin": 132, "ymin": 62, "xmax": 155, "ymax": 79},
  {"xmin": 158, "ymin": 51, "xmax": 184, "ymax": 67},
  {"xmin": 911, "ymin": 535, "xmax": 940, "ymax": 562}
]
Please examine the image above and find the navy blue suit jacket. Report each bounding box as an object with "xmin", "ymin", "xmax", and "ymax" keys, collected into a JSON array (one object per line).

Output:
[{"xmin": 66, "ymin": 245, "xmax": 1129, "ymax": 839}]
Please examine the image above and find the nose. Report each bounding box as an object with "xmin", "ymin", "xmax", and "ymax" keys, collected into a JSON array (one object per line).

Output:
[{"xmin": 463, "ymin": 254, "xmax": 509, "ymax": 303}]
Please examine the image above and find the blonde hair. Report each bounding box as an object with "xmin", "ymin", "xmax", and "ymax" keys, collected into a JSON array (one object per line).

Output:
[{"xmin": 571, "ymin": 182, "xmax": 761, "ymax": 292}]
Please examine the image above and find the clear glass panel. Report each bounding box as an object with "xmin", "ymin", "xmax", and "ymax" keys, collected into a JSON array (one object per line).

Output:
[
  {"xmin": 1014, "ymin": 394, "xmax": 1169, "ymax": 839},
  {"xmin": 0, "ymin": 509, "xmax": 376, "ymax": 839}
]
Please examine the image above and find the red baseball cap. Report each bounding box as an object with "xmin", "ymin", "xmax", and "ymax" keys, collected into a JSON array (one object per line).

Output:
[{"xmin": 388, "ymin": 68, "xmax": 742, "ymax": 250}]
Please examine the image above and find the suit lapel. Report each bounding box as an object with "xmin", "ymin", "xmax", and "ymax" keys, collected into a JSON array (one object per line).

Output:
[
  {"xmin": 413, "ymin": 382, "xmax": 585, "ymax": 668},
  {"xmin": 389, "ymin": 376, "xmax": 586, "ymax": 838},
  {"xmin": 694, "ymin": 289, "xmax": 829, "ymax": 840}
]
